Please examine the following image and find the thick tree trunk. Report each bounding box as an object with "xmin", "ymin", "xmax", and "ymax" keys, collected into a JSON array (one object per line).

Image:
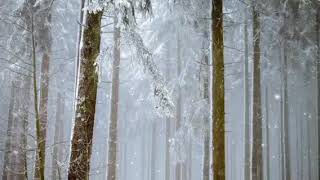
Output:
[
  {"xmin": 251, "ymin": 2, "xmax": 263, "ymax": 180},
  {"xmin": 68, "ymin": 10, "xmax": 102, "ymax": 180},
  {"xmin": 2, "ymin": 82, "xmax": 16, "ymax": 180},
  {"xmin": 243, "ymin": 3, "xmax": 250, "ymax": 180},
  {"xmin": 106, "ymin": 16, "xmax": 121, "ymax": 180},
  {"xmin": 212, "ymin": 0, "xmax": 225, "ymax": 180},
  {"xmin": 52, "ymin": 93, "xmax": 64, "ymax": 180}
]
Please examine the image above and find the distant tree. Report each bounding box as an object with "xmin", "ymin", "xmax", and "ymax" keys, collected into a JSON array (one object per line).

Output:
[
  {"xmin": 52, "ymin": 93, "xmax": 65, "ymax": 180},
  {"xmin": 106, "ymin": 13, "xmax": 121, "ymax": 180},
  {"xmin": 2, "ymin": 82, "xmax": 15, "ymax": 180}
]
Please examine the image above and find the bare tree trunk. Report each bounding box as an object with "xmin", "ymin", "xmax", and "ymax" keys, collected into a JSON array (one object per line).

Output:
[
  {"xmin": 212, "ymin": 0, "xmax": 225, "ymax": 180},
  {"xmin": 34, "ymin": 1, "xmax": 53, "ymax": 178},
  {"xmin": 316, "ymin": 4, "xmax": 320, "ymax": 179},
  {"xmin": 202, "ymin": 29, "xmax": 210, "ymax": 180},
  {"xmin": 52, "ymin": 93, "xmax": 64, "ymax": 180},
  {"xmin": 243, "ymin": 3, "xmax": 250, "ymax": 180},
  {"xmin": 282, "ymin": 43, "xmax": 291, "ymax": 180},
  {"xmin": 265, "ymin": 87, "xmax": 270, "ymax": 180},
  {"xmin": 251, "ymin": 1, "xmax": 263, "ymax": 180},
  {"xmin": 68, "ymin": 9, "xmax": 103, "ymax": 179},
  {"xmin": 175, "ymin": 33, "xmax": 182, "ymax": 180},
  {"xmin": 165, "ymin": 47, "xmax": 171, "ymax": 180},
  {"xmin": 106, "ymin": 15, "xmax": 121, "ymax": 180},
  {"xmin": 150, "ymin": 121, "xmax": 157, "ymax": 180},
  {"xmin": 2, "ymin": 82, "xmax": 16, "ymax": 180}
]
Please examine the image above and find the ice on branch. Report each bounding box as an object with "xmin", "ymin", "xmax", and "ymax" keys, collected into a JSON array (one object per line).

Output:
[{"xmin": 125, "ymin": 29, "xmax": 175, "ymax": 117}]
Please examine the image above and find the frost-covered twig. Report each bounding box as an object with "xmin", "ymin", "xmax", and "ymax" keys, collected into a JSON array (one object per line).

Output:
[{"xmin": 125, "ymin": 29, "xmax": 175, "ymax": 117}]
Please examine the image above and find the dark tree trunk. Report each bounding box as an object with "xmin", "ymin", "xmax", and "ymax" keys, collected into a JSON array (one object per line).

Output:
[
  {"xmin": 212, "ymin": 0, "xmax": 225, "ymax": 180},
  {"xmin": 251, "ymin": 2, "xmax": 263, "ymax": 180},
  {"xmin": 68, "ymin": 10, "xmax": 102, "ymax": 180}
]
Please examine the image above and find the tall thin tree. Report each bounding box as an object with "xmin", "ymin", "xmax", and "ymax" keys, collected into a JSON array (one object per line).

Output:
[
  {"xmin": 243, "ymin": 2, "xmax": 250, "ymax": 180},
  {"xmin": 251, "ymin": 1, "xmax": 263, "ymax": 179},
  {"xmin": 106, "ymin": 14, "xmax": 121, "ymax": 180},
  {"xmin": 212, "ymin": 0, "xmax": 225, "ymax": 179}
]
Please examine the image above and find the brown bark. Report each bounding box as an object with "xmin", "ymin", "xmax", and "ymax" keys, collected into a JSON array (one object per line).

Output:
[
  {"xmin": 252, "ymin": 4, "xmax": 263, "ymax": 180},
  {"xmin": 68, "ymin": 10, "xmax": 102, "ymax": 180},
  {"xmin": 106, "ymin": 16, "xmax": 121, "ymax": 180},
  {"xmin": 251, "ymin": 2, "xmax": 263, "ymax": 180},
  {"xmin": 212, "ymin": 0, "xmax": 225, "ymax": 180}
]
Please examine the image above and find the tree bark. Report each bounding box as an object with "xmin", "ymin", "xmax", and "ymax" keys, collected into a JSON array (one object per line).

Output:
[
  {"xmin": 52, "ymin": 93, "xmax": 64, "ymax": 180},
  {"xmin": 282, "ymin": 42, "xmax": 291, "ymax": 180},
  {"xmin": 202, "ymin": 29, "xmax": 210, "ymax": 180},
  {"xmin": 106, "ymin": 15, "xmax": 121, "ymax": 180},
  {"xmin": 68, "ymin": 10, "xmax": 102, "ymax": 180},
  {"xmin": 150, "ymin": 121, "xmax": 157, "ymax": 180},
  {"xmin": 265, "ymin": 87, "xmax": 270, "ymax": 180},
  {"xmin": 243, "ymin": 3, "xmax": 250, "ymax": 180},
  {"xmin": 34, "ymin": 1, "xmax": 53, "ymax": 178},
  {"xmin": 2, "ymin": 82, "xmax": 16, "ymax": 180},
  {"xmin": 175, "ymin": 33, "xmax": 182, "ymax": 180},
  {"xmin": 251, "ymin": 2, "xmax": 263, "ymax": 180},
  {"xmin": 212, "ymin": 0, "xmax": 225, "ymax": 180}
]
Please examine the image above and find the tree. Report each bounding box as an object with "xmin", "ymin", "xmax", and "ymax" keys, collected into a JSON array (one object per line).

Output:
[
  {"xmin": 68, "ymin": 8, "xmax": 103, "ymax": 180},
  {"xmin": 212, "ymin": 0, "xmax": 225, "ymax": 179},
  {"xmin": 52, "ymin": 93, "xmax": 65, "ymax": 180},
  {"xmin": 2, "ymin": 82, "xmax": 16, "ymax": 180},
  {"xmin": 251, "ymin": 1, "xmax": 263, "ymax": 179},
  {"xmin": 265, "ymin": 87, "xmax": 270, "ymax": 180},
  {"xmin": 202, "ymin": 29, "xmax": 210, "ymax": 180},
  {"xmin": 243, "ymin": 2, "xmax": 250, "ymax": 180},
  {"xmin": 106, "ymin": 14, "xmax": 121, "ymax": 180},
  {"xmin": 34, "ymin": 0, "xmax": 54, "ymax": 178}
]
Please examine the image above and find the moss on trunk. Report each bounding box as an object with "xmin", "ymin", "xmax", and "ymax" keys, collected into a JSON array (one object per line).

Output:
[{"xmin": 68, "ymin": 10, "xmax": 102, "ymax": 180}]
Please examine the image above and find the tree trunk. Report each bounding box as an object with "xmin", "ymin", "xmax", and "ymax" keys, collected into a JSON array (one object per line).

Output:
[
  {"xmin": 68, "ymin": 9, "xmax": 102, "ymax": 180},
  {"xmin": 2, "ymin": 82, "xmax": 16, "ymax": 180},
  {"xmin": 52, "ymin": 93, "xmax": 64, "ymax": 180},
  {"xmin": 251, "ymin": 1, "xmax": 263, "ymax": 180},
  {"xmin": 106, "ymin": 15, "xmax": 121, "ymax": 180},
  {"xmin": 282, "ymin": 43, "xmax": 291, "ymax": 180},
  {"xmin": 34, "ymin": 0, "xmax": 53, "ymax": 178},
  {"xmin": 316, "ymin": 4, "xmax": 320, "ymax": 179},
  {"xmin": 150, "ymin": 121, "xmax": 157, "ymax": 180},
  {"xmin": 165, "ymin": 46, "xmax": 171, "ymax": 180},
  {"xmin": 243, "ymin": 3, "xmax": 250, "ymax": 180},
  {"xmin": 265, "ymin": 87, "xmax": 270, "ymax": 180},
  {"xmin": 175, "ymin": 33, "xmax": 182, "ymax": 180},
  {"xmin": 202, "ymin": 29, "xmax": 210, "ymax": 180},
  {"xmin": 212, "ymin": 0, "xmax": 225, "ymax": 180}
]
